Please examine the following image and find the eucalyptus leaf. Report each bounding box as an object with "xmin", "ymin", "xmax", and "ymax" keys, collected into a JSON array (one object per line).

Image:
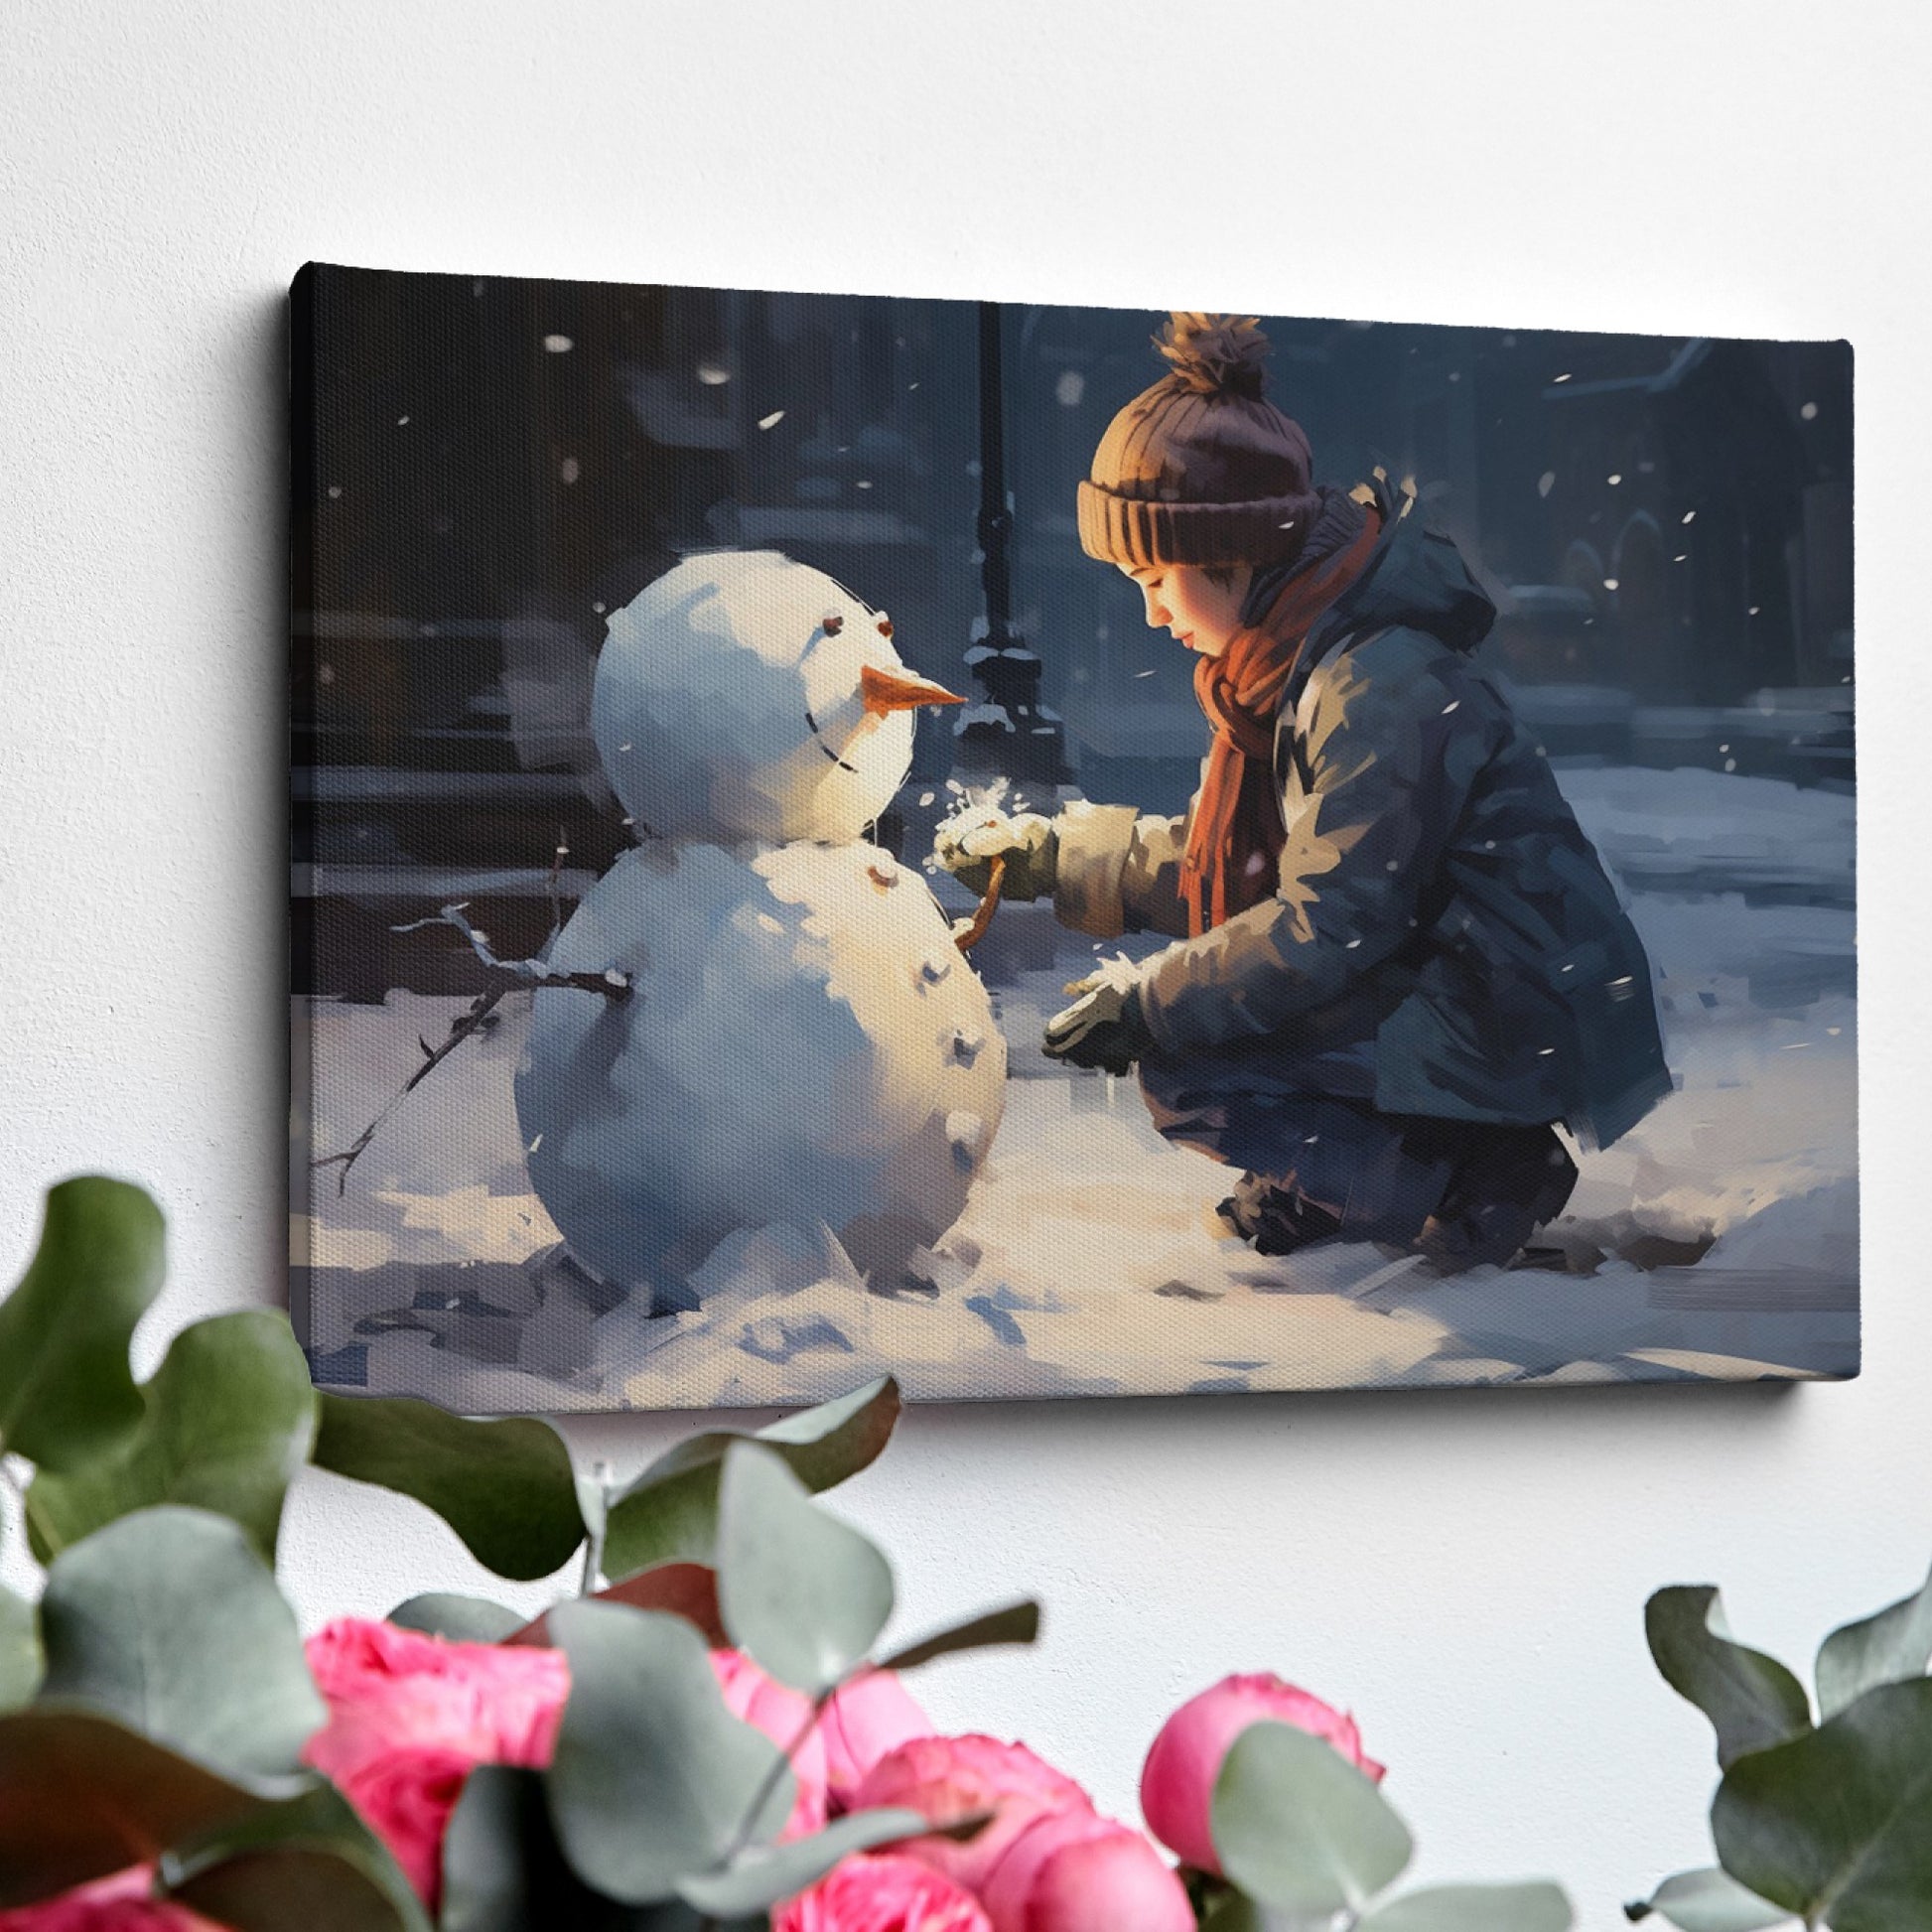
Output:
[
  {"xmin": 1626, "ymin": 1866, "xmax": 1794, "ymax": 1930},
  {"xmin": 1210, "ymin": 1719, "xmax": 1413, "ymax": 1916},
  {"xmin": 446, "ymin": 1773, "xmax": 759, "ymax": 1932},
  {"xmin": 676, "ymin": 1806, "xmax": 930, "ymax": 1916},
  {"xmin": 876, "ymin": 1599, "xmax": 1040, "ymax": 1673},
  {"xmin": 387, "ymin": 1593, "xmax": 527, "ymax": 1643},
  {"xmin": 1361, "ymin": 1879, "xmax": 1572, "ymax": 1931},
  {"xmin": 603, "ymin": 1375, "xmax": 898, "ymax": 1580},
  {"xmin": 717, "ymin": 1442, "xmax": 894, "ymax": 1696},
  {"xmin": 508, "ymin": 1563, "xmax": 726, "ymax": 1650},
  {"xmin": 545, "ymin": 1600, "xmax": 792, "ymax": 1904},
  {"xmin": 0, "ymin": 1706, "xmax": 281, "ymax": 1909},
  {"xmin": 1712, "ymin": 1676, "xmax": 1932, "ymax": 1932},
  {"xmin": 161, "ymin": 1780, "xmax": 431, "ymax": 1932},
  {"xmin": 0, "ymin": 1176, "xmax": 164, "ymax": 1471},
  {"xmin": 1816, "ymin": 1560, "xmax": 1932, "ymax": 1720},
  {"xmin": 26, "ymin": 1310, "xmax": 317, "ymax": 1564},
  {"xmin": 314, "ymin": 1392, "xmax": 584, "ymax": 1581},
  {"xmin": 1198, "ymin": 1894, "xmax": 1267, "ymax": 1932},
  {"xmin": 445, "ymin": 1766, "xmax": 628, "ymax": 1932},
  {"xmin": 38, "ymin": 1505, "xmax": 325, "ymax": 1778},
  {"xmin": 1644, "ymin": 1587, "xmax": 1812, "ymax": 1768},
  {"xmin": 0, "ymin": 1584, "xmax": 40, "ymax": 1711}
]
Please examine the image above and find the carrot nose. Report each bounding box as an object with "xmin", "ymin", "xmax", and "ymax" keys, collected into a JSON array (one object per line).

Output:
[{"xmin": 861, "ymin": 663, "xmax": 965, "ymax": 715}]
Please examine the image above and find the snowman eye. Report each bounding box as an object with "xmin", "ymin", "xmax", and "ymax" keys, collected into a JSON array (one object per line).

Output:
[
  {"xmin": 822, "ymin": 614, "xmax": 844, "ymax": 636},
  {"xmin": 877, "ymin": 616, "xmax": 894, "ymax": 638}
]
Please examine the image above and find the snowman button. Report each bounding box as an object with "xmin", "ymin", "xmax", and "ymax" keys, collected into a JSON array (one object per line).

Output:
[
  {"xmin": 920, "ymin": 953, "xmax": 953, "ymax": 986},
  {"xmin": 868, "ymin": 854, "xmax": 900, "ymax": 889},
  {"xmin": 951, "ymin": 1027, "xmax": 985, "ymax": 1065}
]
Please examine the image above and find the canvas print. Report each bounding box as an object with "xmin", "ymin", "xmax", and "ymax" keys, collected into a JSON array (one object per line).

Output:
[{"xmin": 291, "ymin": 264, "xmax": 1856, "ymax": 1412}]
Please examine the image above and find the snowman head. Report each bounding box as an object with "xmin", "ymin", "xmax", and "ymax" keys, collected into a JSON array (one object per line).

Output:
[{"xmin": 593, "ymin": 552, "xmax": 961, "ymax": 844}]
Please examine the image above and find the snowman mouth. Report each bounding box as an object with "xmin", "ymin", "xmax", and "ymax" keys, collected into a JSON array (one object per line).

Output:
[{"xmin": 802, "ymin": 705, "xmax": 863, "ymax": 773}]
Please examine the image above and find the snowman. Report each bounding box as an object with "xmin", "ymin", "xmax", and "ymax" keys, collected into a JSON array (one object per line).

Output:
[{"xmin": 513, "ymin": 550, "xmax": 1008, "ymax": 1305}]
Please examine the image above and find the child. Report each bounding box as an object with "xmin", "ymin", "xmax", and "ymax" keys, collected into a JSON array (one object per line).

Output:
[{"xmin": 937, "ymin": 314, "xmax": 1670, "ymax": 1270}]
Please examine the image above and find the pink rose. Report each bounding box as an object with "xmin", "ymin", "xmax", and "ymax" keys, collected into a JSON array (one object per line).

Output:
[
  {"xmin": 300, "ymin": 1617, "xmax": 571, "ymax": 1904},
  {"xmin": 819, "ymin": 1669, "xmax": 935, "ymax": 1813},
  {"xmin": 710, "ymin": 1648, "xmax": 830, "ymax": 1839},
  {"xmin": 331, "ymin": 1745, "xmax": 475, "ymax": 1905},
  {"xmin": 303, "ymin": 1617, "xmax": 570, "ymax": 1785},
  {"xmin": 0, "ymin": 1866, "xmax": 222, "ymax": 1930},
  {"xmin": 1140, "ymin": 1673, "xmax": 1386, "ymax": 1875},
  {"xmin": 980, "ymin": 1812, "xmax": 1193, "ymax": 1932},
  {"xmin": 850, "ymin": 1735, "xmax": 1092, "ymax": 1896},
  {"xmin": 774, "ymin": 1853, "xmax": 991, "ymax": 1931}
]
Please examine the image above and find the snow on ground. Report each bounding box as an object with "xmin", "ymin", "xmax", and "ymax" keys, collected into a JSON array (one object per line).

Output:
[{"xmin": 293, "ymin": 766, "xmax": 1857, "ymax": 1412}]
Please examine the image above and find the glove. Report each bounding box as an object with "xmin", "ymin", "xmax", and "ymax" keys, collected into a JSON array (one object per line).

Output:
[
  {"xmin": 933, "ymin": 813, "xmax": 1058, "ymax": 901},
  {"xmin": 1041, "ymin": 977, "xmax": 1153, "ymax": 1075}
]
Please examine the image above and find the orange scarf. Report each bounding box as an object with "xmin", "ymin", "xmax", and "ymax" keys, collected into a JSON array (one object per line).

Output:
[{"xmin": 1181, "ymin": 512, "xmax": 1382, "ymax": 935}]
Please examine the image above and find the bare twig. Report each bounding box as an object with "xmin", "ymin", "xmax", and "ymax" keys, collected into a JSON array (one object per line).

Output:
[
  {"xmin": 389, "ymin": 902, "xmax": 630, "ymax": 999},
  {"xmin": 313, "ymin": 987, "xmax": 508, "ymax": 1195},
  {"xmin": 312, "ymin": 901, "xmax": 630, "ymax": 1194}
]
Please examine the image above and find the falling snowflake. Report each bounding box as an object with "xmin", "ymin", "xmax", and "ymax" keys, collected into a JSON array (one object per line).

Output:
[
  {"xmin": 1537, "ymin": 472, "xmax": 1556, "ymax": 497},
  {"xmin": 697, "ymin": 362, "xmax": 730, "ymax": 385},
  {"xmin": 759, "ymin": 410, "xmax": 785, "ymax": 430},
  {"xmin": 543, "ymin": 335, "xmax": 573, "ymax": 353},
  {"xmin": 559, "ymin": 457, "xmax": 581, "ymax": 484}
]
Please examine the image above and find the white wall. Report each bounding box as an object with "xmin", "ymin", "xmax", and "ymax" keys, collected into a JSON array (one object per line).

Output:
[{"xmin": 2, "ymin": 3, "xmax": 1927, "ymax": 1924}]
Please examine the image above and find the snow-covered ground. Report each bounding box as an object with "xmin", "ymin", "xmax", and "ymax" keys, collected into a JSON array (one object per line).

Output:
[{"xmin": 293, "ymin": 765, "xmax": 1857, "ymax": 1412}]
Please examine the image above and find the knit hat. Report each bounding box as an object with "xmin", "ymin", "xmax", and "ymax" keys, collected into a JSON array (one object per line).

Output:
[{"xmin": 1077, "ymin": 314, "xmax": 1320, "ymax": 570}]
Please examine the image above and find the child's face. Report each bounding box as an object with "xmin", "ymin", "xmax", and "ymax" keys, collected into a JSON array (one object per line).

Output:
[{"xmin": 1123, "ymin": 562, "xmax": 1252, "ymax": 658}]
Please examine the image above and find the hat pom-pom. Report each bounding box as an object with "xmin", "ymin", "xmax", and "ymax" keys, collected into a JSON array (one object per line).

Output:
[{"xmin": 1157, "ymin": 313, "xmax": 1271, "ymax": 399}]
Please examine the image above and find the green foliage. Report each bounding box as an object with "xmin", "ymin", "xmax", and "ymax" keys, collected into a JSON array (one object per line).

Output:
[
  {"xmin": 442, "ymin": 1767, "xmax": 602, "ymax": 1932},
  {"xmin": 673, "ymin": 1808, "xmax": 930, "ymax": 1918},
  {"xmin": 717, "ymin": 1442, "xmax": 895, "ymax": 1697},
  {"xmin": 0, "ymin": 1585, "xmax": 41, "ymax": 1712},
  {"xmin": 0, "ymin": 1175, "xmax": 164, "ymax": 1471},
  {"xmin": 386, "ymin": 1593, "xmax": 528, "ymax": 1643},
  {"xmin": 37, "ymin": 1506, "xmax": 325, "ymax": 1779},
  {"xmin": 159, "ymin": 1780, "xmax": 433, "ymax": 1932},
  {"xmin": 1815, "ymin": 1562, "xmax": 1932, "ymax": 1722},
  {"xmin": 876, "ymin": 1598, "xmax": 1040, "ymax": 1673},
  {"xmin": 542, "ymin": 1600, "xmax": 793, "ymax": 1904},
  {"xmin": 27, "ymin": 1310, "xmax": 318, "ymax": 1564},
  {"xmin": 0, "ymin": 1707, "xmax": 279, "ymax": 1909},
  {"xmin": 1644, "ymin": 1587, "xmax": 1814, "ymax": 1769},
  {"xmin": 1639, "ymin": 1562, "xmax": 1932, "ymax": 1930},
  {"xmin": 1360, "ymin": 1880, "xmax": 1575, "ymax": 1931},
  {"xmin": 1712, "ymin": 1680, "xmax": 1932, "ymax": 1932},
  {"xmin": 511, "ymin": 1562, "xmax": 728, "ymax": 1649},
  {"xmin": 313, "ymin": 1391, "xmax": 586, "ymax": 1582},
  {"xmin": 602, "ymin": 1374, "xmax": 898, "ymax": 1579},
  {"xmin": 1212, "ymin": 1720, "xmax": 1415, "ymax": 1916},
  {"xmin": 1627, "ymin": 1866, "xmax": 1794, "ymax": 1930}
]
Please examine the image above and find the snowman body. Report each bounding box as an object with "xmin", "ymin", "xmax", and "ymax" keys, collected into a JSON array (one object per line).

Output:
[{"xmin": 514, "ymin": 553, "xmax": 1007, "ymax": 1297}]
